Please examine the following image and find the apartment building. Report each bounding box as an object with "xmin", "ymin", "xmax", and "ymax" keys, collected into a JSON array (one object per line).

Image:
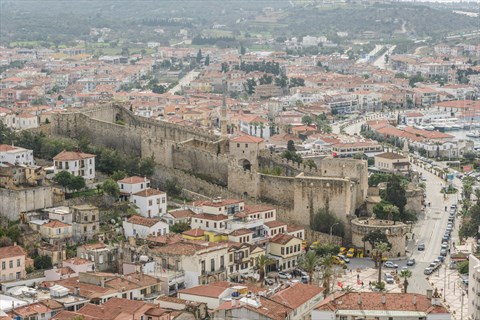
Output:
[
  {"xmin": 0, "ymin": 245, "xmax": 28, "ymax": 282},
  {"xmin": 53, "ymin": 150, "xmax": 96, "ymax": 180}
]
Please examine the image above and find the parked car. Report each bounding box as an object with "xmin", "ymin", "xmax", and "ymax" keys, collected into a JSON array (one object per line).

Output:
[
  {"xmin": 406, "ymin": 258, "xmax": 416, "ymax": 266},
  {"xmin": 441, "ymin": 243, "xmax": 448, "ymax": 250},
  {"xmin": 384, "ymin": 261, "xmax": 398, "ymax": 268},
  {"xmin": 384, "ymin": 273, "xmax": 394, "ymax": 284},
  {"xmin": 440, "ymin": 249, "xmax": 448, "ymax": 257},
  {"xmin": 346, "ymin": 248, "xmax": 356, "ymax": 258},
  {"xmin": 418, "ymin": 243, "xmax": 425, "ymax": 251},
  {"xmin": 332, "ymin": 256, "xmax": 346, "ymax": 265},
  {"xmin": 437, "ymin": 256, "xmax": 445, "ymax": 263},
  {"xmin": 264, "ymin": 277, "xmax": 275, "ymax": 285},
  {"xmin": 424, "ymin": 267, "xmax": 433, "ymax": 275},
  {"xmin": 337, "ymin": 254, "xmax": 350, "ymax": 263},
  {"xmin": 278, "ymin": 272, "xmax": 292, "ymax": 279},
  {"xmin": 339, "ymin": 247, "xmax": 348, "ymax": 255}
]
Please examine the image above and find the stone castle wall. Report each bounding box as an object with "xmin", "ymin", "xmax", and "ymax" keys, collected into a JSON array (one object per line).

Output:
[{"xmin": 0, "ymin": 186, "xmax": 54, "ymax": 220}]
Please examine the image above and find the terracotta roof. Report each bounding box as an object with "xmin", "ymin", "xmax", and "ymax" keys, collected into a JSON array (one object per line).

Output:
[
  {"xmin": 244, "ymin": 204, "xmax": 275, "ymax": 214},
  {"xmin": 126, "ymin": 215, "xmax": 162, "ymax": 227},
  {"xmin": 230, "ymin": 135, "xmax": 264, "ymax": 143},
  {"xmin": 375, "ymin": 152, "xmax": 408, "ymax": 160},
  {"xmin": 42, "ymin": 220, "xmax": 71, "ymax": 228},
  {"xmin": 12, "ymin": 302, "xmax": 53, "ymax": 317},
  {"xmin": 229, "ymin": 228, "xmax": 253, "ymax": 236},
  {"xmin": 270, "ymin": 233, "xmax": 297, "ymax": 245},
  {"xmin": 272, "ymin": 283, "xmax": 324, "ymax": 309},
  {"xmin": 157, "ymin": 296, "xmax": 187, "ymax": 304},
  {"xmin": 133, "ymin": 188, "xmax": 165, "ymax": 197},
  {"xmin": 195, "ymin": 213, "xmax": 229, "ymax": 221},
  {"xmin": 117, "ymin": 176, "xmax": 147, "ymax": 184},
  {"xmin": 53, "ymin": 150, "xmax": 95, "ymax": 161},
  {"xmin": 194, "ymin": 199, "xmax": 243, "ymax": 208},
  {"xmin": 264, "ymin": 221, "xmax": 287, "ymax": 228},
  {"xmin": 146, "ymin": 233, "xmax": 183, "ymax": 245},
  {"xmin": 287, "ymin": 225, "xmax": 304, "ymax": 233},
  {"xmin": 314, "ymin": 292, "xmax": 449, "ymax": 314},
  {"xmin": 0, "ymin": 245, "xmax": 26, "ymax": 259},
  {"xmin": 0, "ymin": 144, "xmax": 16, "ymax": 152},
  {"xmin": 168, "ymin": 209, "xmax": 195, "ymax": 219},
  {"xmin": 182, "ymin": 228, "xmax": 205, "ymax": 237},
  {"xmin": 214, "ymin": 296, "xmax": 293, "ymax": 320},
  {"xmin": 79, "ymin": 243, "xmax": 107, "ymax": 250},
  {"xmin": 152, "ymin": 241, "xmax": 226, "ymax": 256}
]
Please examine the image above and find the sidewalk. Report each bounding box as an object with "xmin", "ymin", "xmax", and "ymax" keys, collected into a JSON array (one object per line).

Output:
[{"xmin": 428, "ymin": 264, "xmax": 467, "ymax": 319}]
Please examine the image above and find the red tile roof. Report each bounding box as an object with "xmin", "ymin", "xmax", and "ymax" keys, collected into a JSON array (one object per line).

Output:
[
  {"xmin": 214, "ymin": 297, "xmax": 293, "ymax": 320},
  {"xmin": 0, "ymin": 144, "xmax": 16, "ymax": 152},
  {"xmin": 179, "ymin": 284, "xmax": 227, "ymax": 298},
  {"xmin": 53, "ymin": 150, "xmax": 95, "ymax": 161},
  {"xmin": 315, "ymin": 292, "xmax": 448, "ymax": 314},
  {"xmin": 0, "ymin": 245, "xmax": 26, "ymax": 259},
  {"xmin": 195, "ymin": 213, "xmax": 229, "ymax": 221},
  {"xmin": 264, "ymin": 221, "xmax": 287, "ymax": 228},
  {"xmin": 182, "ymin": 228, "xmax": 205, "ymax": 237},
  {"xmin": 229, "ymin": 228, "xmax": 253, "ymax": 236},
  {"xmin": 270, "ymin": 233, "xmax": 297, "ymax": 245},
  {"xmin": 126, "ymin": 215, "xmax": 162, "ymax": 227},
  {"xmin": 42, "ymin": 220, "xmax": 71, "ymax": 228},
  {"xmin": 230, "ymin": 135, "xmax": 264, "ymax": 143},
  {"xmin": 168, "ymin": 209, "xmax": 195, "ymax": 219},
  {"xmin": 117, "ymin": 176, "xmax": 147, "ymax": 184},
  {"xmin": 133, "ymin": 188, "xmax": 165, "ymax": 197},
  {"xmin": 272, "ymin": 283, "xmax": 324, "ymax": 309}
]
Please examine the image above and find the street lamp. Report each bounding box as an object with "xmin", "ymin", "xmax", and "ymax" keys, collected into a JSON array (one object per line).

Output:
[{"xmin": 330, "ymin": 223, "xmax": 340, "ymax": 243}]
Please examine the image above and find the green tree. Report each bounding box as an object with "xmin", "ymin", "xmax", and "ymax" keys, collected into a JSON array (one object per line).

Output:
[
  {"xmin": 102, "ymin": 179, "xmax": 120, "ymax": 198},
  {"xmin": 373, "ymin": 242, "xmax": 391, "ymax": 283},
  {"xmin": 196, "ymin": 49, "xmax": 202, "ymax": 63},
  {"xmin": 256, "ymin": 254, "xmax": 275, "ymax": 286},
  {"xmin": 221, "ymin": 62, "xmax": 229, "ymax": 73},
  {"xmin": 245, "ymin": 78, "xmax": 256, "ymax": 95},
  {"xmin": 138, "ymin": 156, "xmax": 155, "ymax": 177},
  {"xmin": 34, "ymin": 255, "xmax": 52, "ymax": 270},
  {"xmin": 383, "ymin": 175, "xmax": 407, "ymax": 214},
  {"xmin": 458, "ymin": 261, "xmax": 469, "ymax": 274},
  {"xmin": 302, "ymin": 115, "xmax": 313, "ymax": 126},
  {"xmin": 320, "ymin": 255, "xmax": 334, "ymax": 296},
  {"xmin": 165, "ymin": 178, "xmax": 182, "ymax": 197},
  {"xmin": 0, "ymin": 236, "xmax": 12, "ymax": 247},
  {"xmin": 240, "ymin": 44, "xmax": 246, "ymax": 55},
  {"xmin": 304, "ymin": 159, "xmax": 317, "ymax": 169},
  {"xmin": 314, "ymin": 244, "xmax": 339, "ymax": 257},
  {"xmin": 311, "ymin": 208, "xmax": 345, "ymax": 237},
  {"xmin": 399, "ymin": 269, "xmax": 412, "ymax": 293},
  {"xmin": 110, "ymin": 170, "xmax": 127, "ymax": 181},
  {"xmin": 298, "ymin": 251, "xmax": 321, "ymax": 284},
  {"xmin": 287, "ymin": 140, "xmax": 296, "ymax": 152},
  {"xmin": 170, "ymin": 222, "xmax": 191, "ymax": 234},
  {"xmin": 53, "ymin": 171, "xmax": 72, "ymax": 190},
  {"xmin": 204, "ymin": 54, "xmax": 210, "ymax": 66},
  {"xmin": 373, "ymin": 202, "xmax": 401, "ymax": 223},
  {"xmin": 70, "ymin": 176, "xmax": 86, "ymax": 192},
  {"xmin": 362, "ymin": 230, "xmax": 392, "ymax": 267}
]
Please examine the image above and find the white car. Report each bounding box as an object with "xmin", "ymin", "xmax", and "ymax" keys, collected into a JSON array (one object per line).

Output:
[
  {"xmin": 384, "ymin": 261, "xmax": 398, "ymax": 268},
  {"xmin": 278, "ymin": 272, "xmax": 292, "ymax": 279}
]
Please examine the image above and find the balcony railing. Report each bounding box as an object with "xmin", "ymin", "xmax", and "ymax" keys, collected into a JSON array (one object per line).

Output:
[{"xmin": 202, "ymin": 267, "xmax": 226, "ymax": 276}]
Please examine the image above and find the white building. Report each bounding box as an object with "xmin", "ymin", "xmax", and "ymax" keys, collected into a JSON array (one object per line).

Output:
[
  {"xmin": 131, "ymin": 188, "xmax": 167, "ymax": 218},
  {"xmin": 468, "ymin": 254, "xmax": 480, "ymax": 320},
  {"xmin": 44, "ymin": 206, "xmax": 72, "ymax": 224},
  {"xmin": 53, "ymin": 150, "xmax": 96, "ymax": 180},
  {"xmin": 15, "ymin": 114, "xmax": 39, "ymax": 130},
  {"xmin": 117, "ymin": 176, "xmax": 150, "ymax": 199},
  {"xmin": 122, "ymin": 215, "xmax": 169, "ymax": 239},
  {"xmin": 0, "ymin": 144, "xmax": 34, "ymax": 166}
]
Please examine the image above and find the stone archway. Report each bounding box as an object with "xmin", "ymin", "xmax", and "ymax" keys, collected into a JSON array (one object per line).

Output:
[{"xmin": 238, "ymin": 159, "xmax": 251, "ymax": 171}]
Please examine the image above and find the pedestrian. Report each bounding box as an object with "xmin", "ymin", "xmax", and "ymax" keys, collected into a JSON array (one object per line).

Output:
[
  {"xmin": 357, "ymin": 274, "xmax": 360, "ymax": 281},
  {"xmin": 361, "ymin": 281, "xmax": 364, "ymax": 288}
]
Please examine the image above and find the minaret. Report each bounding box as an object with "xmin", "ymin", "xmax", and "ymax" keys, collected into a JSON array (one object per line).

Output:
[{"xmin": 220, "ymin": 78, "xmax": 228, "ymax": 136}]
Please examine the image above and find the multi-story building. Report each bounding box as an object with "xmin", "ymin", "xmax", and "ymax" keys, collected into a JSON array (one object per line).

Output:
[
  {"xmin": 117, "ymin": 176, "xmax": 150, "ymax": 200},
  {"xmin": 53, "ymin": 150, "xmax": 96, "ymax": 180},
  {"xmin": 374, "ymin": 152, "xmax": 410, "ymax": 174},
  {"xmin": 0, "ymin": 245, "xmax": 28, "ymax": 282},
  {"xmin": 0, "ymin": 144, "xmax": 34, "ymax": 166},
  {"xmin": 150, "ymin": 241, "xmax": 228, "ymax": 287},
  {"xmin": 122, "ymin": 215, "xmax": 169, "ymax": 239},
  {"xmin": 267, "ymin": 233, "xmax": 303, "ymax": 271},
  {"xmin": 39, "ymin": 220, "xmax": 73, "ymax": 242},
  {"xmin": 468, "ymin": 253, "xmax": 480, "ymax": 320},
  {"xmin": 77, "ymin": 243, "xmax": 118, "ymax": 273},
  {"xmin": 131, "ymin": 188, "xmax": 167, "ymax": 218},
  {"xmin": 71, "ymin": 205, "xmax": 100, "ymax": 242}
]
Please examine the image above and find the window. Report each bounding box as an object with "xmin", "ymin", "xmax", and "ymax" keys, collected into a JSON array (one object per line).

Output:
[
  {"xmin": 281, "ymin": 247, "xmax": 284, "ymax": 255},
  {"xmin": 237, "ymin": 143, "xmax": 240, "ymax": 147},
  {"xmin": 92, "ymin": 215, "xmax": 96, "ymax": 221},
  {"xmin": 17, "ymin": 259, "xmax": 20, "ymax": 267},
  {"xmin": 157, "ymin": 198, "xmax": 160, "ymax": 204},
  {"xmin": 214, "ymin": 223, "xmax": 217, "ymax": 228},
  {"xmin": 206, "ymin": 222, "xmax": 209, "ymax": 228},
  {"xmin": 149, "ymin": 200, "xmax": 153, "ymax": 206},
  {"xmin": 9, "ymin": 260, "xmax": 13, "ymax": 268},
  {"xmin": 84, "ymin": 216, "xmax": 88, "ymax": 221},
  {"xmin": 16, "ymin": 272, "xmax": 21, "ymax": 280},
  {"xmin": 92, "ymin": 225, "xmax": 96, "ymax": 231},
  {"xmin": 211, "ymin": 258, "xmax": 215, "ymax": 271},
  {"xmin": 84, "ymin": 226, "xmax": 87, "ymax": 232},
  {"xmin": 339, "ymin": 317, "xmax": 347, "ymax": 320}
]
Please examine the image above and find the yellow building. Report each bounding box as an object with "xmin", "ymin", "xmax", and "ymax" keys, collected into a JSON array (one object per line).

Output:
[
  {"xmin": 39, "ymin": 220, "xmax": 72, "ymax": 240},
  {"xmin": 268, "ymin": 234, "xmax": 303, "ymax": 271}
]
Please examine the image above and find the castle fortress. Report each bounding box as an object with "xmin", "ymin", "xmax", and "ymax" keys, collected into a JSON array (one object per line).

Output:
[{"xmin": 53, "ymin": 103, "xmax": 368, "ymax": 229}]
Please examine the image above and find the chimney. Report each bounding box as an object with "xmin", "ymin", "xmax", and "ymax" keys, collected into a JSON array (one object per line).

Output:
[
  {"xmin": 413, "ymin": 294, "xmax": 417, "ymax": 305},
  {"xmin": 426, "ymin": 289, "xmax": 433, "ymax": 299},
  {"xmin": 381, "ymin": 294, "xmax": 386, "ymax": 304},
  {"xmin": 73, "ymin": 287, "xmax": 79, "ymax": 296},
  {"xmin": 357, "ymin": 293, "xmax": 362, "ymax": 305}
]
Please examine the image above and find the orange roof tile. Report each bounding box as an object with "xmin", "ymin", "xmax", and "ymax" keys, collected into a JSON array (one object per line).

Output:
[
  {"xmin": 230, "ymin": 135, "xmax": 264, "ymax": 144},
  {"xmin": 53, "ymin": 150, "xmax": 95, "ymax": 161},
  {"xmin": 133, "ymin": 188, "xmax": 165, "ymax": 197}
]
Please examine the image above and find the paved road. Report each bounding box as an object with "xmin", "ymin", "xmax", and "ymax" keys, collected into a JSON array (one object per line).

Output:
[
  {"xmin": 168, "ymin": 70, "xmax": 200, "ymax": 94},
  {"xmin": 372, "ymin": 45, "xmax": 396, "ymax": 69}
]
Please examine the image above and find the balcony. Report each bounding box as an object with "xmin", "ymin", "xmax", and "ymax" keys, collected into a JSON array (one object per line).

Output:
[{"xmin": 202, "ymin": 267, "xmax": 226, "ymax": 276}]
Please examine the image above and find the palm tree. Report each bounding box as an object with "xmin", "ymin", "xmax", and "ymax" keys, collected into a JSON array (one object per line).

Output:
[
  {"xmin": 384, "ymin": 204, "xmax": 400, "ymax": 224},
  {"xmin": 399, "ymin": 269, "xmax": 412, "ymax": 293},
  {"xmin": 298, "ymin": 251, "xmax": 321, "ymax": 284},
  {"xmin": 256, "ymin": 255, "xmax": 274, "ymax": 286},
  {"xmin": 373, "ymin": 242, "xmax": 391, "ymax": 284},
  {"xmin": 319, "ymin": 254, "xmax": 334, "ymax": 296}
]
